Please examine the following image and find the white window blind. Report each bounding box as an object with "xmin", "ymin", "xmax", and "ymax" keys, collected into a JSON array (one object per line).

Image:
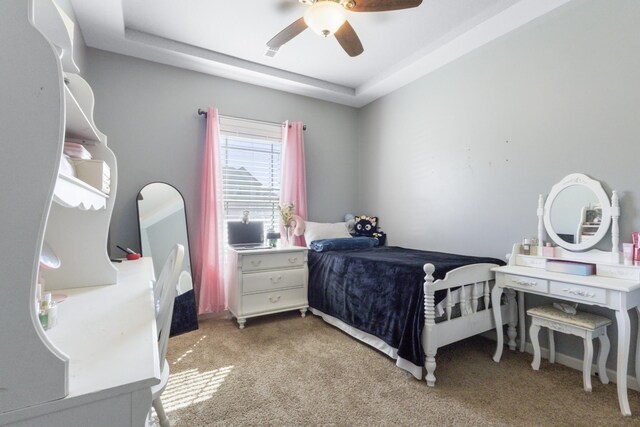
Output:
[{"xmin": 219, "ymin": 116, "xmax": 283, "ymax": 237}]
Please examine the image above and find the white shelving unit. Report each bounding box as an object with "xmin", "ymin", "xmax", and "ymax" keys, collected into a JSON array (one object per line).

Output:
[
  {"xmin": 63, "ymin": 83, "xmax": 102, "ymax": 143},
  {"xmin": 54, "ymin": 173, "xmax": 108, "ymax": 210},
  {"xmin": 0, "ymin": 1, "xmax": 159, "ymax": 425}
]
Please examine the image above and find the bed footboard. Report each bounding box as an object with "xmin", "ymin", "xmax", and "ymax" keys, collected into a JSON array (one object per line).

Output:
[{"xmin": 422, "ymin": 263, "xmax": 517, "ymax": 386}]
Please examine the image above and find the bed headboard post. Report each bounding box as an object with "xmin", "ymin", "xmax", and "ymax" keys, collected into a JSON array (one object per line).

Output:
[{"xmin": 423, "ymin": 263, "xmax": 437, "ymax": 386}]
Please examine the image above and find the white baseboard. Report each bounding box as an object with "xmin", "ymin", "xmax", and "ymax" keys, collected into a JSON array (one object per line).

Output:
[{"xmin": 197, "ymin": 310, "xmax": 231, "ymax": 321}]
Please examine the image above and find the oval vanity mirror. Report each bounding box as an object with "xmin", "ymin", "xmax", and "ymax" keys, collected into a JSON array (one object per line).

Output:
[
  {"xmin": 137, "ymin": 182, "xmax": 198, "ymax": 336},
  {"xmin": 543, "ymin": 173, "xmax": 612, "ymax": 251}
]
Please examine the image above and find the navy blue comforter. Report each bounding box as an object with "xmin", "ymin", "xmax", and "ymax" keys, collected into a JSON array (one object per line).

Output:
[{"xmin": 308, "ymin": 246, "xmax": 504, "ymax": 369}]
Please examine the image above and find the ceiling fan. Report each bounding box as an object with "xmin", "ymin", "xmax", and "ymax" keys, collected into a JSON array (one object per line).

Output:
[{"xmin": 266, "ymin": 0, "xmax": 423, "ymax": 58}]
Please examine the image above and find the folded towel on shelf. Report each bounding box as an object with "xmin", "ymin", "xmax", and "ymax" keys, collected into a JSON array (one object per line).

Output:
[{"xmin": 64, "ymin": 142, "xmax": 92, "ymax": 160}]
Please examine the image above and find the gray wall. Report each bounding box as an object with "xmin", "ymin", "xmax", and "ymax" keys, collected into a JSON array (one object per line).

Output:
[
  {"xmin": 357, "ymin": 0, "xmax": 640, "ymax": 373},
  {"xmin": 84, "ymin": 48, "xmax": 359, "ymax": 259}
]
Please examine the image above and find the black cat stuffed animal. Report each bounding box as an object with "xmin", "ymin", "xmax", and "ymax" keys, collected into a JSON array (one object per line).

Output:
[{"xmin": 354, "ymin": 215, "xmax": 386, "ymax": 246}]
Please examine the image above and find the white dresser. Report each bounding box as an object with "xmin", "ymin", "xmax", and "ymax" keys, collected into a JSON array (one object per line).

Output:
[{"xmin": 226, "ymin": 246, "xmax": 308, "ymax": 328}]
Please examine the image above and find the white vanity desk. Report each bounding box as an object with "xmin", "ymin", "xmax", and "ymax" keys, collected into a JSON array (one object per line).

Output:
[
  {"xmin": 491, "ymin": 173, "xmax": 640, "ymax": 416},
  {"xmin": 492, "ymin": 252, "xmax": 640, "ymax": 416},
  {"xmin": 0, "ymin": 258, "xmax": 160, "ymax": 426}
]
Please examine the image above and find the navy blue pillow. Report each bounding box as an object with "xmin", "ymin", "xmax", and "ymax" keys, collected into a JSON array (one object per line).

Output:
[{"xmin": 309, "ymin": 237, "xmax": 379, "ymax": 252}]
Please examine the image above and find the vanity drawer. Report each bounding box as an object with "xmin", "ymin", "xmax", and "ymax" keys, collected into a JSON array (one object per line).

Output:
[
  {"xmin": 242, "ymin": 251, "xmax": 305, "ymax": 272},
  {"xmin": 503, "ymin": 274, "xmax": 548, "ymax": 293},
  {"xmin": 549, "ymin": 281, "xmax": 607, "ymax": 304},
  {"xmin": 242, "ymin": 287, "xmax": 307, "ymax": 315},
  {"xmin": 243, "ymin": 268, "xmax": 305, "ymax": 294}
]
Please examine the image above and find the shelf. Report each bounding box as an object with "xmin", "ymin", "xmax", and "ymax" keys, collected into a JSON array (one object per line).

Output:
[
  {"xmin": 64, "ymin": 85, "xmax": 100, "ymax": 143},
  {"xmin": 54, "ymin": 173, "xmax": 107, "ymax": 210}
]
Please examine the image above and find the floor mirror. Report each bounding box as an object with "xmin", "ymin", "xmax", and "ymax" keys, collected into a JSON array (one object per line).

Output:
[{"xmin": 137, "ymin": 182, "xmax": 198, "ymax": 336}]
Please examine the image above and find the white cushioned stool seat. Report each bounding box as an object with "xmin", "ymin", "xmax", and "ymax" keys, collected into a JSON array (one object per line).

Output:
[
  {"xmin": 527, "ymin": 305, "xmax": 612, "ymax": 330},
  {"xmin": 527, "ymin": 305, "xmax": 612, "ymax": 392}
]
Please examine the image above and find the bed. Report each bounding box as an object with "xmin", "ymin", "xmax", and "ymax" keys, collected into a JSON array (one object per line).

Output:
[{"xmin": 308, "ymin": 245, "xmax": 518, "ymax": 386}]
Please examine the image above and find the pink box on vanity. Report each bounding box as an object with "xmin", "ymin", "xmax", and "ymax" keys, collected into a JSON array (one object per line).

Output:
[{"xmin": 545, "ymin": 259, "xmax": 596, "ymax": 276}]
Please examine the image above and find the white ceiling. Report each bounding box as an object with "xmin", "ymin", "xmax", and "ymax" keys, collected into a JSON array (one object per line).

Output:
[{"xmin": 70, "ymin": 0, "xmax": 571, "ymax": 107}]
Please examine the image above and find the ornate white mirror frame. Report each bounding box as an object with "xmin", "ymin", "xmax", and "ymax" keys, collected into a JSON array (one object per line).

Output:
[{"xmin": 540, "ymin": 173, "xmax": 619, "ymax": 254}]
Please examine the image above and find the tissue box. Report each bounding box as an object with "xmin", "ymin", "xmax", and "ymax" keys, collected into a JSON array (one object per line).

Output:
[
  {"xmin": 546, "ymin": 260, "xmax": 596, "ymax": 276},
  {"xmin": 72, "ymin": 159, "xmax": 110, "ymax": 194}
]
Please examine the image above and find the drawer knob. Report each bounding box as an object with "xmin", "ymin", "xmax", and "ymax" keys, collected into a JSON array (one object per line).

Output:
[
  {"xmin": 250, "ymin": 260, "xmax": 262, "ymax": 267},
  {"xmin": 269, "ymin": 295, "xmax": 281, "ymax": 303},
  {"xmin": 514, "ymin": 279, "xmax": 536, "ymax": 287},
  {"xmin": 288, "ymin": 257, "xmax": 298, "ymax": 263},
  {"xmin": 270, "ymin": 275, "xmax": 283, "ymax": 284},
  {"xmin": 563, "ymin": 288, "xmax": 596, "ymax": 298}
]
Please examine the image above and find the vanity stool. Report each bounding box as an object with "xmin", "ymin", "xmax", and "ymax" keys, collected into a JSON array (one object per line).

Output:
[{"xmin": 528, "ymin": 305, "xmax": 612, "ymax": 392}]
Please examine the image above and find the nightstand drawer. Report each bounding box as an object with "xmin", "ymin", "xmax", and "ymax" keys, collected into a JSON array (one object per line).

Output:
[
  {"xmin": 242, "ymin": 287, "xmax": 307, "ymax": 315},
  {"xmin": 549, "ymin": 281, "xmax": 607, "ymax": 304},
  {"xmin": 243, "ymin": 268, "xmax": 305, "ymax": 294},
  {"xmin": 242, "ymin": 251, "xmax": 305, "ymax": 272},
  {"xmin": 503, "ymin": 274, "xmax": 548, "ymax": 293}
]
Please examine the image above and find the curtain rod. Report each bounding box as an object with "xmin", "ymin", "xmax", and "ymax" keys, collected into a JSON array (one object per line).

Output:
[{"xmin": 197, "ymin": 108, "xmax": 306, "ymax": 131}]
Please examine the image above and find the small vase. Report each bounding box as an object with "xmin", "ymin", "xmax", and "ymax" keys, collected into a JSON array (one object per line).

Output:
[{"xmin": 283, "ymin": 226, "xmax": 291, "ymax": 247}]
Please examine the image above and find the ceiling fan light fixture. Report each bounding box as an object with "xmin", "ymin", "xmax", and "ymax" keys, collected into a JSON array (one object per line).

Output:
[{"xmin": 303, "ymin": 1, "xmax": 347, "ymax": 37}]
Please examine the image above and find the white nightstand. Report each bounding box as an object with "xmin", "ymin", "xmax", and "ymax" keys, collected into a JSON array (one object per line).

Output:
[{"xmin": 226, "ymin": 246, "xmax": 308, "ymax": 329}]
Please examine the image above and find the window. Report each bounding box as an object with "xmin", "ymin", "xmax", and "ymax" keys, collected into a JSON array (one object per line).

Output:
[{"xmin": 219, "ymin": 116, "xmax": 283, "ymax": 240}]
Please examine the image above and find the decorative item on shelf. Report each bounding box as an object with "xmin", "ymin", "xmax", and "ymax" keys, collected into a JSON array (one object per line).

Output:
[
  {"xmin": 241, "ymin": 210, "xmax": 250, "ymax": 224},
  {"xmin": 632, "ymin": 232, "xmax": 640, "ymax": 266},
  {"xmin": 521, "ymin": 238, "xmax": 531, "ymax": 255},
  {"xmin": 266, "ymin": 230, "xmax": 281, "ymax": 248},
  {"xmin": 278, "ymin": 202, "xmax": 295, "ymax": 246},
  {"xmin": 277, "ymin": 202, "xmax": 305, "ymax": 246},
  {"xmin": 542, "ymin": 242, "xmax": 555, "ymax": 258},
  {"xmin": 38, "ymin": 292, "xmax": 58, "ymax": 330}
]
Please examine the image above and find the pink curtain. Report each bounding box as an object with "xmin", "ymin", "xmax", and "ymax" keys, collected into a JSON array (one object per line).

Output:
[
  {"xmin": 280, "ymin": 121, "xmax": 308, "ymax": 246},
  {"xmin": 195, "ymin": 107, "xmax": 225, "ymax": 315}
]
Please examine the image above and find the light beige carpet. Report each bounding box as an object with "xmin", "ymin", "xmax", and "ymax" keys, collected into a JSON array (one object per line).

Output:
[{"xmin": 162, "ymin": 312, "xmax": 640, "ymax": 426}]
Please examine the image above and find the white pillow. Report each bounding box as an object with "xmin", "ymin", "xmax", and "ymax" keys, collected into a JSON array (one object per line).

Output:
[{"xmin": 303, "ymin": 221, "xmax": 352, "ymax": 247}]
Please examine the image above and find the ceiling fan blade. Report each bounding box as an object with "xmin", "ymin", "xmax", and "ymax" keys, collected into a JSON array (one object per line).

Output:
[
  {"xmin": 335, "ymin": 20, "xmax": 363, "ymax": 57},
  {"xmin": 267, "ymin": 17, "xmax": 308, "ymax": 49},
  {"xmin": 346, "ymin": 0, "xmax": 422, "ymax": 12}
]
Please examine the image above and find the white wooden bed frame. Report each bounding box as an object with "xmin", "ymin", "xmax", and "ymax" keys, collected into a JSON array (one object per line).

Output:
[
  {"xmin": 312, "ymin": 262, "xmax": 518, "ymax": 386},
  {"xmin": 423, "ymin": 262, "xmax": 517, "ymax": 386}
]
